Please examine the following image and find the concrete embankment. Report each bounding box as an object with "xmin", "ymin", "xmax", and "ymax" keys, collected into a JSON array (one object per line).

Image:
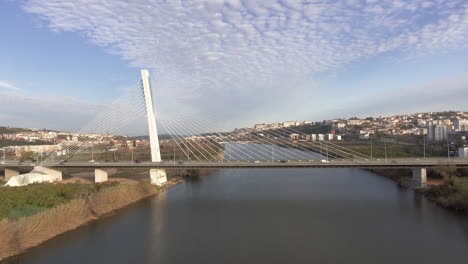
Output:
[{"xmin": 0, "ymin": 178, "xmax": 182, "ymax": 261}]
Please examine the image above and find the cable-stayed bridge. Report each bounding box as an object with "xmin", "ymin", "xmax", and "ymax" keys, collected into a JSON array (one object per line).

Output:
[{"xmin": 1, "ymin": 70, "xmax": 463, "ymax": 187}]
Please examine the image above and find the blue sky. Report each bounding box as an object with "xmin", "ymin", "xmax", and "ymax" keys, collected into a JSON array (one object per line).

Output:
[{"xmin": 1, "ymin": 0, "xmax": 467, "ymax": 134}]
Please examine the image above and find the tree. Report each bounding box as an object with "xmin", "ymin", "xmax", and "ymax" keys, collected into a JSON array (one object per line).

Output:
[
  {"xmin": 434, "ymin": 161, "xmax": 458, "ymax": 180},
  {"xmin": 21, "ymin": 151, "xmax": 35, "ymax": 161}
]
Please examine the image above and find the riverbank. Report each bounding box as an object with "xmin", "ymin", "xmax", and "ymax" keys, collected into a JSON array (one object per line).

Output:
[
  {"xmin": 368, "ymin": 168, "xmax": 468, "ymax": 212},
  {"xmin": 0, "ymin": 177, "xmax": 182, "ymax": 261}
]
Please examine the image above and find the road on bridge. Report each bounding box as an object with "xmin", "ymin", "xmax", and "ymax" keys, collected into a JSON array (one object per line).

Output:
[{"xmin": 2, "ymin": 158, "xmax": 468, "ymax": 169}]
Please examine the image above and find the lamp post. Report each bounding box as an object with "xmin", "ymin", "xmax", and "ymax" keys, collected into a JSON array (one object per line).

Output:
[
  {"xmin": 423, "ymin": 136, "xmax": 426, "ymax": 159},
  {"xmin": 1, "ymin": 147, "xmax": 5, "ymax": 164},
  {"xmin": 91, "ymin": 140, "xmax": 94, "ymax": 162},
  {"xmin": 271, "ymin": 144, "xmax": 274, "ymax": 164},
  {"xmin": 447, "ymin": 138, "xmax": 451, "ymax": 163},
  {"xmin": 326, "ymin": 143, "xmax": 329, "ymax": 162},
  {"xmin": 384, "ymin": 142, "xmax": 388, "ymax": 164}
]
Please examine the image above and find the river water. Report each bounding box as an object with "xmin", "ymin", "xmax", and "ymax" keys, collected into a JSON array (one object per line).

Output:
[{"xmin": 5, "ymin": 167, "xmax": 468, "ymax": 264}]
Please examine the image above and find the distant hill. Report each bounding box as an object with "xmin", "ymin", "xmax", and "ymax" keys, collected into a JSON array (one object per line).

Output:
[{"xmin": 0, "ymin": 126, "xmax": 33, "ymax": 134}]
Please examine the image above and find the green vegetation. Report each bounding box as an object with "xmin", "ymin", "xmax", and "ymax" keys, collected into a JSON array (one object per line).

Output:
[
  {"xmin": 334, "ymin": 139, "xmax": 448, "ymax": 158},
  {"xmin": 424, "ymin": 177, "xmax": 468, "ymax": 211},
  {"xmin": 0, "ymin": 181, "xmax": 159, "ymax": 260},
  {"xmin": 0, "ymin": 126, "xmax": 31, "ymax": 134},
  {"xmin": 0, "ymin": 183, "xmax": 118, "ymax": 220},
  {"xmin": 0, "ymin": 139, "xmax": 51, "ymax": 148},
  {"xmin": 21, "ymin": 151, "xmax": 35, "ymax": 161}
]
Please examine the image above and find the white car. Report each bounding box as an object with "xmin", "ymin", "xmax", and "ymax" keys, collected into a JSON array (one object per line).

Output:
[{"xmin": 321, "ymin": 159, "xmax": 329, "ymax": 163}]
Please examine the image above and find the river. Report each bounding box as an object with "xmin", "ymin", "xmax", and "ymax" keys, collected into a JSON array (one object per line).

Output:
[{"xmin": 4, "ymin": 167, "xmax": 468, "ymax": 264}]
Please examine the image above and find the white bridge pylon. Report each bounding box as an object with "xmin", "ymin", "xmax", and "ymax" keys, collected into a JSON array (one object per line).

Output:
[{"xmin": 141, "ymin": 69, "xmax": 167, "ymax": 186}]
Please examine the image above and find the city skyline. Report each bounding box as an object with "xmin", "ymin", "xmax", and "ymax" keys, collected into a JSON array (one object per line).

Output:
[
  {"xmin": 1, "ymin": 0, "xmax": 468, "ymax": 133},
  {"xmin": 2, "ymin": 109, "xmax": 467, "ymax": 137}
]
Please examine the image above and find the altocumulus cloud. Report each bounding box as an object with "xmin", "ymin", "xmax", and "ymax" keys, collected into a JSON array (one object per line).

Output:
[
  {"xmin": 0, "ymin": 81, "xmax": 19, "ymax": 91},
  {"xmin": 22, "ymin": 0, "xmax": 468, "ymax": 129}
]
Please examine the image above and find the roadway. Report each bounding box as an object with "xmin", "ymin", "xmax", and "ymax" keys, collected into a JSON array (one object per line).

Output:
[{"xmin": 1, "ymin": 158, "xmax": 468, "ymax": 169}]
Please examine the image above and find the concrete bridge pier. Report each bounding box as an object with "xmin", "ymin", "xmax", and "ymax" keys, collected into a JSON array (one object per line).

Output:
[
  {"xmin": 412, "ymin": 168, "xmax": 427, "ymax": 188},
  {"xmin": 150, "ymin": 169, "xmax": 167, "ymax": 186},
  {"xmin": 34, "ymin": 166, "xmax": 63, "ymax": 182},
  {"xmin": 95, "ymin": 169, "xmax": 108, "ymax": 183},
  {"xmin": 5, "ymin": 168, "xmax": 20, "ymax": 181}
]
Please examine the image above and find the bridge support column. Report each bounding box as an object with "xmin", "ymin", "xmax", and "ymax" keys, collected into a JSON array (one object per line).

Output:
[
  {"xmin": 95, "ymin": 169, "xmax": 108, "ymax": 183},
  {"xmin": 412, "ymin": 168, "xmax": 427, "ymax": 188},
  {"xmin": 5, "ymin": 168, "xmax": 20, "ymax": 181},
  {"xmin": 150, "ymin": 169, "xmax": 167, "ymax": 186}
]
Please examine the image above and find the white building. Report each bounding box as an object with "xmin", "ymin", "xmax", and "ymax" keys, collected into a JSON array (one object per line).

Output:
[
  {"xmin": 311, "ymin": 134, "xmax": 317, "ymax": 141},
  {"xmin": 254, "ymin": 123, "xmax": 268, "ymax": 131},
  {"xmin": 283, "ymin": 121, "xmax": 297, "ymax": 127},
  {"xmin": 455, "ymin": 119, "xmax": 468, "ymax": 131},
  {"xmin": 327, "ymin": 134, "xmax": 334, "ymax": 140},
  {"xmin": 347, "ymin": 119, "xmax": 365, "ymax": 126},
  {"xmin": 290, "ymin": 133, "xmax": 300, "ymax": 140},
  {"xmin": 334, "ymin": 122, "xmax": 346, "ymax": 129},
  {"xmin": 417, "ymin": 119, "xmax": 427, "ymax": 127},
  {"xmin": 359, "ymin": 134, "xmax": 370, "ymax": 140},
  {"xmin": 318, "ymin": 134, "xmax": 325, "ymax": 141},
  {"xmin": 434, "ymin": 125, "xmax": 447, "ymax": 142},
  {"xmin": 428, "ymin": 123, "xmax": 447, "ymax": 142},
  {"xmin": 459, "ymin": 147, "xmax": 468, "ymax": 158},
  {"xmin": 336, "ymin": 135, "xmax": 342, "ymax": 141}
]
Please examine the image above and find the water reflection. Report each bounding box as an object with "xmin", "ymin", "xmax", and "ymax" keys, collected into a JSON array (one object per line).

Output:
[{"xmin": 3, "ymin": 168, "xmax": 468, "ymax": 264}]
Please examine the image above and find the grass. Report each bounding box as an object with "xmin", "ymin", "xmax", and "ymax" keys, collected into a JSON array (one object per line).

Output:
[
  {"xmin": 0, "ymin": 182, "xmax": 118, "ymax": 220},
  {"xmin": 0, "ymin": 181, "xmax": 158, "ymax": 260}
]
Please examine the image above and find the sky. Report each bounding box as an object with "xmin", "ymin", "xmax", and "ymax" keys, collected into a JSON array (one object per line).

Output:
[{"xmin": 0, "ymin": 0, "xmax": 468, "ymax": 135}]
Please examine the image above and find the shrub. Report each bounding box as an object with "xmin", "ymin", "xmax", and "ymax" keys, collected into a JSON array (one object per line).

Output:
[{"xmin": 0, "ymin": 183, "xmax": 118, "ymax": 220}]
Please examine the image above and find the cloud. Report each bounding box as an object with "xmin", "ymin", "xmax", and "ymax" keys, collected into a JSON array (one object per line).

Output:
[
  {"xmin": 0, "ymin": 81, "xmax": 19, "ymax": 91},
  {"xmin": 0, "ymin": 90, "xmax": 103, "ymax": 131},
  {"xmin": 19, "ymin": 0, "xmax": 468, "ymax": 131}
]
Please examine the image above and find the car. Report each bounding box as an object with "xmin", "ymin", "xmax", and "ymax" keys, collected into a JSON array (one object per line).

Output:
[
  {"xmin": 254, "ymin": 160, "xmax": 260, "ymax": 163},
  {"xmin": 321, "ymin": 159, "xmax": 329, "ymax": 163},
  {"xmin": 176, "ymin": 160, "xmax": 184, "ymax": 164},
  {"xmin": 279, "ymin": 160, "xmax": 288, "ymax": 163},
  {"xmin": 134, "ymin": 160, "xmax": 141, "ymax": 163},
  {"xmin": 89, "ymin": 160, "xmax": 95, "ymax": 163}
]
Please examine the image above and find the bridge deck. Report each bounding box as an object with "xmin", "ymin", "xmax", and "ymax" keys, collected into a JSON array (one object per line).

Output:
[{"xmin": 2, "ymin": 159, "xmax": 468, "ymax": 169}]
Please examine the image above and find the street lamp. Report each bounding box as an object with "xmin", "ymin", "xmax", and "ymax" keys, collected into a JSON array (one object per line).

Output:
[
  {"xmin": 423, "ymin": 136, "xmax": 426, "ymax": 159},
  {"xmin": 384, "ymin": 142, "xmax": 388, "ymax": 164},
  {"xmin": 271, "ymin": 144, "xmax": 274, "ymax": 164},
  {"xmin": 1, "ymin": 147, "xmax": 5, "ymax": 164}
]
